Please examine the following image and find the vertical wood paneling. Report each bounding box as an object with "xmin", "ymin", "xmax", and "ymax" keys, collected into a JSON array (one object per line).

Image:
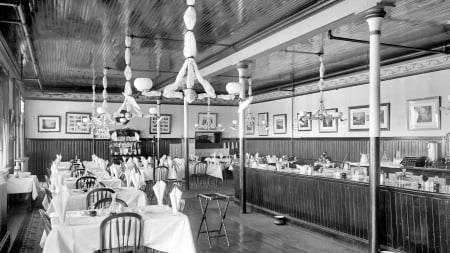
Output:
[
  {"xmin": 242, "ymin": 168, "xmax": 450, "ymax": 252},
  {"xmin": 25, "ymin": 138, "xmax": 182, "ymax": 180}
]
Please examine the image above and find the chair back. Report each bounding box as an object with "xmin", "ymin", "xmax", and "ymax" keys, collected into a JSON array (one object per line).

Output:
[
  {"xmin": 155, "ymin": 166, "xmax": 168, "ymax": 181},
  {"xmin": 44, "ymin": 188, "xmax": 53, "ymax": 202},
  {"xmin": 44, "ymin": 174, "xmax": 51, "ymax": 188},
  {"xmin": 99, "ymin": 212, "xmax": 143, "ymax": 253},
  {"xmin": 86, "ymin": 188, "xmax": 115, "ymax": 209},
  {"xmin": 75, "ymin": 176, "xmax": 97, "ymax": 189},
  {"xmin": 94, "ymin": 197, "xmax": 128, "ymax": 209},
  {"xmin": 38, "ymin": 209, "xmax": 52, "ymax": 235},
  {"xmin": 194, "ymin": 162, "xmax": 208, "ymax": 175},
  {"xmin": 71, "ymin": 168, "xmax": 86, "ymax": 178}
]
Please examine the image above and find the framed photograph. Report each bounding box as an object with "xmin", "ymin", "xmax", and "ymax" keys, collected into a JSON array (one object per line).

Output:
[
  {"xmin": 38, "ymin": 116, "xmax": 60, "ymax": 132},
  {"xmin": 66, "ymin": 112, "xmax": 91, "ymax": 134},
  {"xmin": 407, "ymin": 96, "xmax": 441, "ymax": 130},
  {"xmin": 198, "ymin": 113, "xmax": 218, "ymax": 130},
  {"xmin": 258, "ymin": 113, "xmax": 269, "ymax": 136},
  {"xmin": 150, "ymin": 114, "xmax": 172, "ymax": 134},
  {"xmin": 348, "ymin": 103, "xmax": 390, "ymax": 131},
  {"xmin": 273, "ymin": 114, "xmax": 287, "ymax": 134},
  {"xmin": 245, "ymin": 116, "xmax": 255, "ymax": 135},
  {"xmin": 319, "ymin": 108, "xmax": 338, "ymax": 133},
  {"xmin": 297, "ymin": 112, "xmax": 312, "ymax": 131}
]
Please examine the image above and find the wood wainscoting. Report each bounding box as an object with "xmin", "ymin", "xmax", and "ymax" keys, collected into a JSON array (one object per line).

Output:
[
  {"xmin": 239, "ymin": 167, "xmax": 450, "ymax": 253},
  {"xmin": 25, "ymin": 138, "xmax": 181, "ymax": 180},
  {"xmin": 244, "ymin": 137, "xmax": 441, "ymax": 163}
]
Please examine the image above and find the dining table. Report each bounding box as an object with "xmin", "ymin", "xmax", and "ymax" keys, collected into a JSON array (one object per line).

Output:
[
  {"xmin": 42, "ymin": 205, "xmax": 196, "ymax": 253},
  {"xmin": 7, "ymin": 172, "xmax": 42, "ymax": 210},
  {"xmin": 47, "ymin": 186, "xmax": 148, "ymax": 213}
]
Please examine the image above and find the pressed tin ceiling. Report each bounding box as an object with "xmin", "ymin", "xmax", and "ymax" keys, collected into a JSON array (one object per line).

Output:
[{"xmin": 1, "ymin": 0, "xmax": 450, "ymax": 98}]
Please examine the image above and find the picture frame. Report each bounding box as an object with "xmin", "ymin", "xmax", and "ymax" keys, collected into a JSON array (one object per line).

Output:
[
  {"xmin": 258, "ymin": 113, "xmax": 269, "ymax": 136},
  {"xmin": 38, "ymin": 116, "xmax": 60, "ymax": 132},
  {"xmin": 150, "ymin": 114, "xmax": 172, "ymax": 134},
  {"xmin": 93, "ymin": 126, "xmax": 111, "ymax": 139},
  {"xmin": 297, "ymin": 112, "xmax": 312, "ymax": 131},
  {"xmin": 273, "ymin": 114, "xmax": 287, "ymax": 134},
  {"xmin": 66, "ymin": 112, "xmax": 91, "ymax": 134},
  {"xmin": 348, "ymin": 103, "xmax": 390, "ymax": 131},
  {"xmin": 245, "ymin": 116, "xmax": 255, "ymax": 135},
  {"xmin": 318, "ymin": 108, "xmax": 338, "ymax": 133},
  {"xmin": 198, "ymin": 113, "xmax": 218, "ymax": 130},
  {"xmin": 407, "ymin": 96, "xmax": 441, "ymax": 130}
]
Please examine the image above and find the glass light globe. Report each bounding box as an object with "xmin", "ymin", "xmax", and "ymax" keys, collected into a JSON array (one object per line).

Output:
[
  {"xmin": 184, "ymin": 89, "xmax": 197, "ymax": 104},
  {"xmin": 149, "ymin": 107, "xmax": 158, "ymax": 115},
  {"xmin": 261, "ymin": 120, "xmax": 266, "ymax": 125},
  {"xmin": 226, "ymin": 82, "xmax": 240, "ymax": 95},
  {"xmin": 82, "ymin": 117, "xmax": 90, "ymax": 123},
  {"xmin": 134, "ymin": 78, "xmax": 153, "ymax": 92},
  {"xmin": 333, "ymin": 111, "xmax": 343, "ymax": 118},
  {"xmin": 97, "ymin": 107, "xmax": 105, "ymax": 114},
  {"xmin": 120, "ymin": 118, "xmax": 127, "ymax": 123}
]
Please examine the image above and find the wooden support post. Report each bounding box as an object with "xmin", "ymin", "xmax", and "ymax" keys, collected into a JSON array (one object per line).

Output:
[
  {"xmin": 184, "ymin": 97, "xmax": 190, "ymax": 190},
  {"xmin": 365, "ymin": 7, "xmax": 385, "ymax": 253},
  {"xmin": 237, "ymin": 61, "xmax": 250, "ymax": 213}
]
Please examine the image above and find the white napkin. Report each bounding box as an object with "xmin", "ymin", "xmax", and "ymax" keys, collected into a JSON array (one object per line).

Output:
[
  {"xmin": 169, "ymin": 186, "xmax": 182, "ymax": 215},
  {"xmin": 234, "ymin": 154, "xmax": 237, "ymax": 159},
  {"xmin": 53, "ymin": 186, "xmax": 70, "ymax": 223},
  {"xmin": 124, "ymin": 170, "xmax": 132, "ymax": 187},
  {"xmin": 142, "ymin": 158, "xmax": 148, "ymax": 169},
  {"xmin": 153, "ymin": 181, "xmax": 166, "ymax": 206},
  {"xmin": 131, "ymin": 170, "xmax": 145, "ymax": 190}
]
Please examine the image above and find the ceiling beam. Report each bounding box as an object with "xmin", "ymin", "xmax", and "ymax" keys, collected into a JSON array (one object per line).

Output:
[{"xmin": 197, "ymin": 0, "xmax": 383, "ymax": 79}]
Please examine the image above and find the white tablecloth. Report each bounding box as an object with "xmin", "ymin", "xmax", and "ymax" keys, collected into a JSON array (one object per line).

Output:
[
  {"xmin": 64, "ymin": 178, "xmax": 123, "ymax": 189},
  {"xmin": 47, "ymin": 187, "xmax": 147, "ymax": 212},
  {"xmin": 7, "ymin": 174, "xmax": 41, "ymax": 199},
  {"xmin": 173, "ymin": 159, "xmax": 224, "ymax": 180},
  {"xmin": 43, "ymin": 205, "xmax": 196, "ymax": 253}
]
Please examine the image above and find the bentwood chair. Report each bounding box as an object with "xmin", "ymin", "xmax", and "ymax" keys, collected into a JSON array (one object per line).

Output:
[
  {"xmin": 96, "ymin": 212, "xmax": 143, "ymax": 253},
  {"xmin": 86, "ymin": 188, "xmax": 115, "ymax": 209},
  {"xmin": 94, "ymin": 197, "xmax": 128, "ymax": 209},
  {"xmin": 192, "ymin": 162, "xmax": 208, "ymax": 188},
  {"xmin": 38, "ymin": 209, "xmax": 52, "ymax": 235},
  {"xmin": 76, "ymin": 176, "xmax": 97, "ymax": 189},
  {"xmin": 71, "ymin": 168, "xmax": 86, "ymax": 178}
]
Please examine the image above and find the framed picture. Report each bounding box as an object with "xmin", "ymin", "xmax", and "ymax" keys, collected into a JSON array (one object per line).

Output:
[
  {"xmin": 348, "ymin": 103, "xmax": 390, "ymax": 131},
  {"xmin": 297, "ymin": 112, "xmax": 312, "ymax": 131},
  {"xmin": 273, "ymin": 114, "xmax": 287, "ymax": 134},
  {"xmin": 245, "ymin": 116, "xmax": 255, "ymax": 135},
  {"xmin": 258, "ymin": 113, "xmax": 269, "ymax": 136},
  {"xmin": 198, "ymin": 113, "xmax": 217, "ymax": 130},
  {"xmin": 150, "ymin": 114, "xmax": 172, "ymax": 134},
  {"xmin": 66, "ymin": 112, "xmax": 91, "ymax": 134},
  {"xmin": 319, "ymin": 108, "xmax": 338, "ymax": 133},
  {"xmin": 407, "ymin": 96, "xmax": 441, "ymax": 130},
  {"xmin": 38, "ymin": 116, "xmax": 60, "ymax": 132},
  {"xmin": 93, "ymin": 126, "xmax": 111, "ymax": 139}
]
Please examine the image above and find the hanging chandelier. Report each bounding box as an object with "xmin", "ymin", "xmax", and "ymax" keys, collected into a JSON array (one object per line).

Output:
[
  {"xmin": 114, "ymin": 35, "xmax": 143, "ymax": 125},
  {"xmin": 298, "ymin": 55, "xmax": 344, "ymax": 123},
  {"xmin": 163, "ymin": 0, "xmax": 215, "ymax": 103}
]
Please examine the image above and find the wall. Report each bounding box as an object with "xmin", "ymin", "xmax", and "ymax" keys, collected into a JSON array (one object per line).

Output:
[
  {"xmin": 247, "ymin": 69, "xmax": 450, "ymax": 138},
  {"xmin": 24, "ymin": 100, "xmax": 239, "ymax": 139}
]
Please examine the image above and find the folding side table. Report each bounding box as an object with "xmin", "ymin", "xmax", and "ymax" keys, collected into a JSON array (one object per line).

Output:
[{"xmin": 197, "ymin": 193, "xmax": 231, "ymax": 248}]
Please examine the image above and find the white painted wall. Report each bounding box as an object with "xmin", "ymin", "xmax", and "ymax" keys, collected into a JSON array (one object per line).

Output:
[
  {"xmin": 247, "ymin": 69, "xmax": 450, "ymax": 138},
  {"xmin": 25, "ymin": 100, "xmax": 239, "ymax": 139}
]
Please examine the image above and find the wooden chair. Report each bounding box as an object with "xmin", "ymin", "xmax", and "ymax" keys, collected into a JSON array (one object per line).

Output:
[
  {"xmin": 71, "ymin": 168, "xmax": 86, "ymax": 178},
  {"xmin": 44, "ymin": 188, "xmax": 53, "ymax": 202},
  {"xmin": 154, "ymin": 166, "xmax": 169, "ymax": 181},
  {"xmin": 76, "ymin": 176, "xmax": 97, "ymax": 189},
  {"xmin": 191, "ymin": 162, "xmax": 208, "ymax": 188},
  {"xmin": 94, "ymin": 197, "xmax": 128, "ymax": 209},
  {"xmin": 86, "ymin": 188, "xmax": 115, "ymax": 209},
  {"xmin": 38, "ymin": 209, "xmax": 52, "ymax": 235},
  {"xmin": 97, "ymin": 212, "xmax": 143, "ymax": 253}
]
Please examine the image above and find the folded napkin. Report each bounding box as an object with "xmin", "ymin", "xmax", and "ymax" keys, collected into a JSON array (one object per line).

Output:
[
  {"xmin": 153, "ymin": 181, "xmax": 166, "ymax": 206},
  {"xmin": 142, "ymin": 157, "xmax": 148, "ymax": 169},
  {"xmin": 233, "ymin": 154, "xmax": 237, "ymax": 159},
  {"xmin": 53, "ymin": 186, "xmax": 70, "ymax": 223},
  {"xmin": 124, "ymin": 170, "xmax": 132, "ymax": 187},
  {"xmin": 131, "ymin": 170, "xmax": 145, "ymax": 190},
  {"xmin": 169, "ymin": 186, "xmax": 182, "ymax": 215}
]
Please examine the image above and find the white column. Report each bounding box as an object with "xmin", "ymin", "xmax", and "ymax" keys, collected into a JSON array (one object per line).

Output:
[
  {"xmin": 365, "ymin": 7, "xmax": 385, "ymax": 253},
  {"xmin": 183, "ymin": 97, "xmax": 189, "ymax": 190},
  {"xmin": 237, "ymin": 61, "xmax": 250, "ymax": 213},
  {"xmin": 156, "ymin": 99, "xmax": 161, "ymax": 158}
]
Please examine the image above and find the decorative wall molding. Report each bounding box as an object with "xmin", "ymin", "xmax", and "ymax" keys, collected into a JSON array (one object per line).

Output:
[{"xmin": 253, "ymin": 54, "xmax": 450, "ymax": 103}]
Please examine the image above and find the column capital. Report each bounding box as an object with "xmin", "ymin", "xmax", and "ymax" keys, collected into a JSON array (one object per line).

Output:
[
  {"xmin": 236, "ymin": 60, "xmax": 252, "ymax": 70},
  {"xmin": 364, "ymin": 7, "xmax": 386, "ymax": 20}
]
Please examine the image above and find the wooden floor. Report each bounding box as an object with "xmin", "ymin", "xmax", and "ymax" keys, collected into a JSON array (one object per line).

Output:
[{"xmin": 6, "ymin": 183, "xmax": 368, "ymax": 253}]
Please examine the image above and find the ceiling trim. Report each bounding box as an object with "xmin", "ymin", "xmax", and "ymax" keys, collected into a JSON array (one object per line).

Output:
[
  {"xmin": 197, "ymin": 0, "xmax": 383, "ymax": 79},
  {"xmin": 252, "ymin": 53, "xmax": 450, "ymax": 103}
]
